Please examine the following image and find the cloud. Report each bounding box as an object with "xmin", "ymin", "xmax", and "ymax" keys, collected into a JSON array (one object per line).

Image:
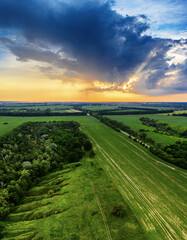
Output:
[
  {"xmin": 0, "ymin": 0, "xmax": 186, "ymax": 95},
  {"xmin": 114, "ymin": 0, "xmax": 187, "ymax": 39}
]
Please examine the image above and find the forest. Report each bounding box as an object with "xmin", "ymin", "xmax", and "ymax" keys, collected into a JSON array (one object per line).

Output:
[{"xmin": 0, "ymin": 111, "xmax": 86, "ymax": 117}]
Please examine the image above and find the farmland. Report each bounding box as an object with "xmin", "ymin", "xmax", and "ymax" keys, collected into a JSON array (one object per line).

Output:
[
  {"xmin": 82, "ymin": 105, "xmax": 119, "ymax": 111},
  {"xmin": 0, "ymin": 115, "xmax": 186, "ymax": 239},
  {"xmin": 106, "ymin": 114, "xmax": 187, "ymax": 145}
]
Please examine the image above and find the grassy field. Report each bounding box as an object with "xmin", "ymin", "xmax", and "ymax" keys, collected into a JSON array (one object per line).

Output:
[
  {"xmin": 125, "ymin": 106, "xmax": 175, "ymax": 110},
  {"xmin": 0, "ymin": 105, "xmax": 74, "ymax": 112},
  {"xmin": 106, "ymin": 114, "xmax": 187, "ymax": 145},
  {"xmin": 82, "ymin": 105, "xmax": 119, "ymax": 111},
  {"xmin": 111, "ymin": 109, "xmax": 145, "ymax": 112},
  {"xmin": 0, "ymin": 116, "xmax": 186, "ymax": 239},
  {"xmin": 2, "ymin": 160, "xmax": 146, "ymax": 240},
  {"xmin": 82, "ymin": 105, "xmax": 175, "ymax": 111},
  {"xmin": 164, "ymin": 110, "xmax": 187, "ymax": 115}
]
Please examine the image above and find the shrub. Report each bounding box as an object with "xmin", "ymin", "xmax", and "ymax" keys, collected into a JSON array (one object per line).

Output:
[
  {"xmin": 48, "ymin": 190, "xmax": 54, "ymax": 197},
  {"xmin": 111, "ymin": 204, "xmax": 125, "ymax": 217}
]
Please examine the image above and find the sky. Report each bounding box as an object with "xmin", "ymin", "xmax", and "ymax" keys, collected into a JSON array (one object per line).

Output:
[{"xmin": 0, "ymin": 0, "xmax": 186, "ymax": 102}]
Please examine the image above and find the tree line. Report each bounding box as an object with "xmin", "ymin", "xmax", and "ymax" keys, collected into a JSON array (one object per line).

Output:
[
  {"xmin": 172, "ymin": 113, "xmax": 187, "ymax": 117},
  {"xmin": 0, "ymin": 111, "xmax": 86, "ymax": 117},
  {"xmin": 96, "ymin": 109, "xmax": 174, "ymax": 115},
  {"xmin": 150, "ymin": 141, "xmax": 187, "ymax": 169}
]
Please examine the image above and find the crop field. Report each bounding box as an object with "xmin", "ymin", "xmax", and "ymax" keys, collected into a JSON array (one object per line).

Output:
[
  {"xmin": 82, "ymin": 105, "xmax": 119, "ymax": 111},
  {"xmin": 82, "ymin": 105, "xmax": 175, "ymax": 111},
  {"xmin": 106, "ymin": 114, "xmax": 187, "ymax": 145},
  {"xmin": 164, "ymin": 110, "xmax": 187, "ymax": 115},
  {"xmin": 0, "ymin": 116, "xmax": 186, "ymax": 239},
  {"xmin": 125, "ymin": 106, "xmax": 175, "ymax": 110}
]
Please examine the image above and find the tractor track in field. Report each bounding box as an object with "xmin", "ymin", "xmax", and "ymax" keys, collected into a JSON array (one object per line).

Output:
[
  {"xmin": 101, "ymin": 131, "xmax": 186, "ymax": 208},
  {"xmin": 100, "ymin": 135, "xmax": 186, "ymax": 215},
  {"xmin": 117, "ymin": 128, "xmax": 187, "ymax": 177},
  {"xmin": 94, "ymin": 139, "xmax": 181, "ymax": 240},
  {"xmin": 98, "ymin": 135, "xmax": 186, "ymax": 234},
  {"xmin": 83, "ymin": 128, "xmax": 184, "ymax": 240},
  {"xmin": 107, "ymin": 126, "xmax": 186, "ymax": 190}
]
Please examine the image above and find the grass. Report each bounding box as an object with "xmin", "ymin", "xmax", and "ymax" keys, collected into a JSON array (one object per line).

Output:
[
  {"xmin": 163, "ymin": 110, "xmax": 187, "ymax": 115},
  {"xmin": 0, "ymin": 116, "xmax": 186, "ymax": 239},
  {"xmin": 106, "ymin": 114, "xmax": 187, "ymax": 145},
  {"xmin": 124, "ymin": 106, "xmax": 175, "ymax": 110},
  {"xmin": 82, "ymin": 105, "xmax": 119, "ymax": 111},
  {"xmin": 2, "ymin": 161, "xmax": 146, "ymax": 240},
  {"xmin": 82, "ymin": 105, "xmax": 175, "ymax": 111}
]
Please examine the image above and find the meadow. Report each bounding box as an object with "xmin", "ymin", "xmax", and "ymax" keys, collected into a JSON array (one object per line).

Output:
[
  {"xmin": 0, "ymin": 115, "xmax": 186, "ymax": 239},
  {"xmin": 2, "ymin": 160, "xmax": 146, "ymax": 240}
]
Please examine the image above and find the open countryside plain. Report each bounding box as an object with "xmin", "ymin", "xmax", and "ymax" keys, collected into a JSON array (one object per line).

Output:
[
  {"xmin": 0, "ymin": 116, "xmax": 187, "ymax": 239},
  {"xmin": 106, "ymin": 114, "xmax": 187, "ymax": 145}
]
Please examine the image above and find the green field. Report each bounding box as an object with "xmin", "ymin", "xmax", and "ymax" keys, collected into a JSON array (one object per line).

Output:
[
  {"xmin": 2, "ymin": 160, "xmax": 146, "ymax": 240},
  {"xmin": 164, "ymin": 110, "xmax": 187, "ymax": 115},
  {"xmin": 0, "ymin": 105, "xmax": 74, "ymax": 112},
  {"xmin": 106, "ymin": 114, "xmax": 187, "ymax": 145},
  {"xmin": 82, "ymin": 105, "xmax": 119, "ymax": 111},
  {"xmin": 82, "ymin": 105, "xmax": 175, "ymax": 111},
  {"xmin": 0, "ymin": 116, "xmax": 186, "ymax": 239},
  {"xmin": 125, "ymin": 106, "xmax": 175, "ymax": 110}
]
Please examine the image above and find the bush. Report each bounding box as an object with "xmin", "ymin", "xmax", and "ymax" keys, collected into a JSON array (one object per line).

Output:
[
  {"xmin": 89, "ymin": 150, "xmax": 95, "ymax": 158},
  {"xmin": 111, "ymin": 204, "xmax": 125, "ymax": 217},
  {"xmin": 48, "ymin": 190, "xmax": 54, "ymax": 197},
  {"xmin": 84, "ymin": 140, "xmax": 92, "ymax": 151}
]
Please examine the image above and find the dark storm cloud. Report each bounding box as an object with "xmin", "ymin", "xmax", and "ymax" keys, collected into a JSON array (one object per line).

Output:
[
  {"xmin": 0, "ymin": 37, "xmax": 79, "ymax": 70},
  {"xmin": 0, "ymin": 0, "xmax": 186, "ymax": 94}
]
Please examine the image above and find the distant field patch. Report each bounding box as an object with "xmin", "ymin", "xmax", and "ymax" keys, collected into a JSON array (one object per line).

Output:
[
  {"xmin": 164, "ymin": 110, "xmax": 187, "ymax": 115},
  {"xmin": 82, "ymin": 105, "xmax": 119, "ymax": 111},
  {"xmin": 65, "ymin": 109, "xmax": 82, "ymax": 113},
  {"xmin": 106, "ymin": 114, "xmax": 186, "ymax": 145}
]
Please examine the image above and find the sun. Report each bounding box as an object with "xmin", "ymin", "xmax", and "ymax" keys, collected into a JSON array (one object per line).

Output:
[{"xmin": 122, "ymin": 76, "xmax": 137, "ymax": 92}]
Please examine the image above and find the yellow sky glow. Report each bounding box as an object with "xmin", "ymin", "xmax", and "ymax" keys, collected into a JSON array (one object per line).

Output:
[
  {"xmin": 1, "ymin": 75, "xmax": 187, "ymax": 102},
  {"xmin": 0, "ymin": 55, "xmax": 187, "ymax": 102}
]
